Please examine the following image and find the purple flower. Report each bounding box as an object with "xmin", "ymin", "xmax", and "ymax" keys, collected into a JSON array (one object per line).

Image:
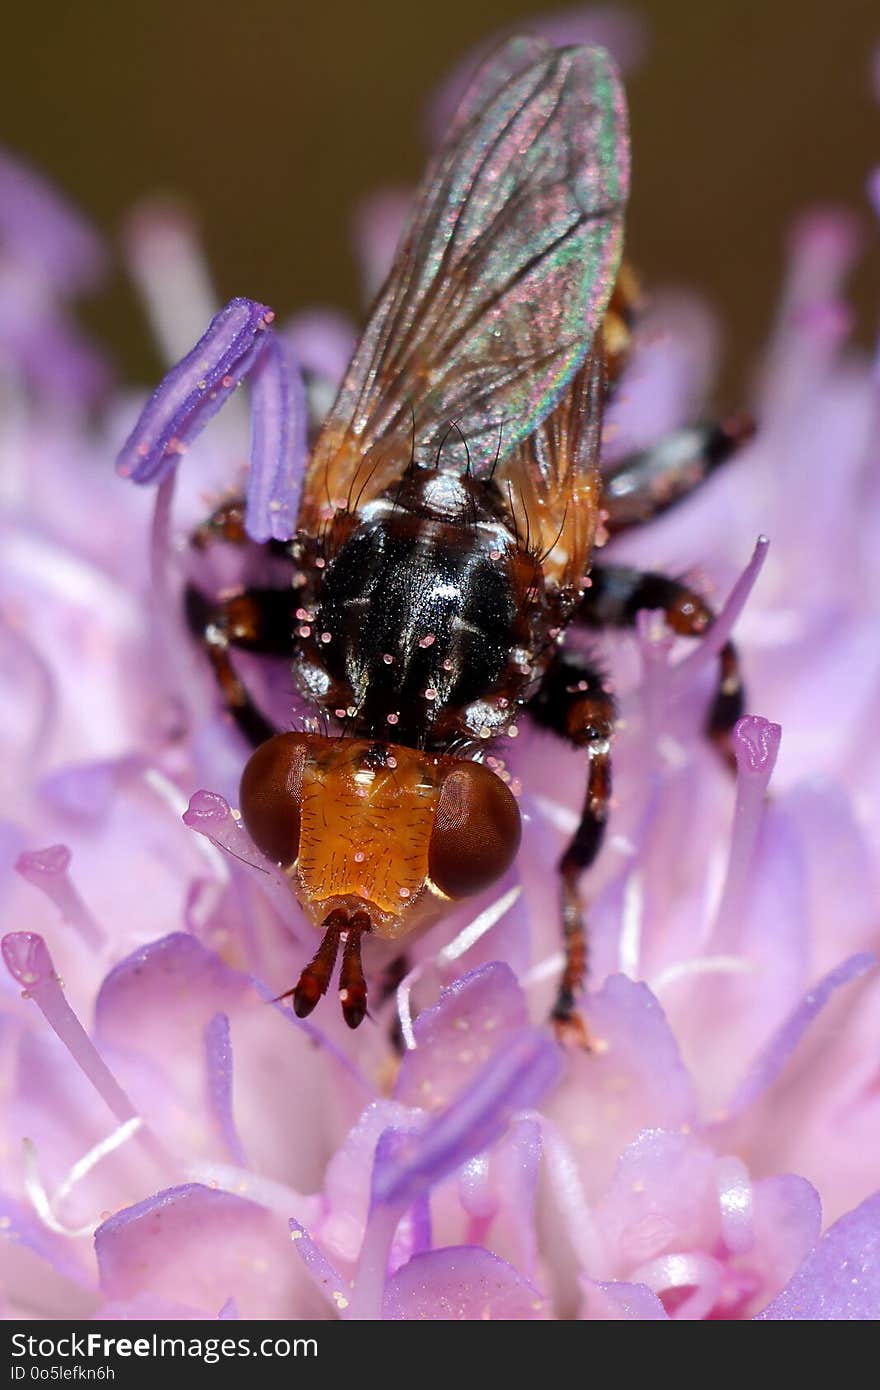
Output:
[{"xmin": 2, "ymin": 9, "xmax": 880, "ymax": 1321}]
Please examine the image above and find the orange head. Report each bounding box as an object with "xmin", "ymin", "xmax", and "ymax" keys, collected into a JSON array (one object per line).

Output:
[{"xmin": 238, "ymin": 733, "xmax": 521, "ymax": 1025}]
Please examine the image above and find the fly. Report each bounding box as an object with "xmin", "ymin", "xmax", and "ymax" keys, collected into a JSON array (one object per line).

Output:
[{"xmin": 119, "ymin": 35, "xmax": 753, "ymax": 1042}]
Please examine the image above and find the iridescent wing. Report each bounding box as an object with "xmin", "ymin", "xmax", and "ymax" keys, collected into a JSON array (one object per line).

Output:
[
  {"xmin": 298, "ymin": 36, "xmax": 629, "ymax": 531},
  {"xmin": 498, "ymin": 347, "xmax": 605, "ymax": 599}
]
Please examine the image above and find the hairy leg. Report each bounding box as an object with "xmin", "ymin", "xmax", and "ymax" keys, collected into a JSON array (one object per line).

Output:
[
  {"xmin": 184, "ymin": 583, "xmax": 295, "ymax": 747},
  {"xmin": 602, "ymin": 415, "xmax": 754, "ymax": 537},
  {"xmin": 527, "ymin": 652, "xmax": 615, "ymax": 1044},
  {"xmin": 578, "ymin": 563, "xmax": 744, "ymax": 759}
]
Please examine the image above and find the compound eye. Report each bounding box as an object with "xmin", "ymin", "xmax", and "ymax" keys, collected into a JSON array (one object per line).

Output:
[
  {"xmin": 429, "ymin": 762, "xmax": 521, "ymax": 900},
  {"xmin": 239, "ymin": 733, "xmax": 309, "ymax": 867}
]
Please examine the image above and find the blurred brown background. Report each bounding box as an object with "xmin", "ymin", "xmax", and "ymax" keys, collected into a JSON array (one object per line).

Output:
[{"xmin": 2, "ymin": 0, "xmax": 878, "ymax": 398}]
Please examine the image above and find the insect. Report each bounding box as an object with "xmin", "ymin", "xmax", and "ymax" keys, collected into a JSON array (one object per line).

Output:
[{"xmin": 126, "ymin": 37, "xmax": 752, "ymax": 1040}]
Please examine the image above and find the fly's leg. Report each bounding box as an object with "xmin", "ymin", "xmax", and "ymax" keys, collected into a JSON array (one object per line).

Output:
[
  {"xmin": 577, "ymin": 564, "xmax": 744, "ymax": 762},
  {"xmin": 602, "ymin": 415, "xmax": 754, "ymax": 537},
  {"xmin": 191, "ymin": 497, "xmax": 249, "ymax": 549},
  {"xmin": 184, "ymin": 584, "xmax": 295, "ymax": 748},
  {"xmin": 527, "ymin": 653, "xmax": 615, "ymax": 1046}
]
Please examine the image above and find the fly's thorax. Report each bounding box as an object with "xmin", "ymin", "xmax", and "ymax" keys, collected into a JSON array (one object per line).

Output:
[
  {"xmin": 238, "ymin": 732, "xmax": 522, "ymax": 941},
  {"xmin": 291, "ymin": 467, "xmax": 553, "ymax": 747}
]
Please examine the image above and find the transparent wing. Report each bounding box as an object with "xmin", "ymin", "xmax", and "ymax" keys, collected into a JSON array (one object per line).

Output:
[
  {"xmin": 497, "ymin": 346, "xmax": 605, "ymax": 599},
  {"xmin": 299, "ymin": 37, "xmax": 629, "ymax": 526}
]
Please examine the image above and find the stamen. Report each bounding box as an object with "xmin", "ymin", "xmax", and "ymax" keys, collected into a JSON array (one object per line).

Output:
[
  {"xmin": 189, "ymin": 1161, "xmax": 317, "ymax": 1225},
  {"xmin": 25, "ymin": 1119, "xmax": 145, "ymax": 1235},
  {"xmin": 116, "ymin": 296, "xmax": 274, "ymax": 485},
  {"xmin": 0, "ymin": 149, "xmax": 105, "ymax": 295},
  {"xmin": 709, "ymin": 716, "xmax": 782, "ymax": 952},
  {"xmin": 669, "ymin": 537, "xmax": 769, "ymax": 698},
  {"xmin": 2, "ymin": 933, "xmax": 172, "ymax": 1173},
  {"xmin": 617, "ymin": 869, "xmax": 643, "ymax": 978},
  {"xmin": 123, "ymin": 202, "xmax": 220, "ymax": 364},
  {"xmin": 519, "ymin": 952, "xmax": 565, "ymax": 990},
  {"xmin": 15, "ymin": 844, "xmax": 106, "ymax": 950},
  {"xmin": 650, "ymin": 954, "xmax": 754, "ymax": 994},
  {"xmin": 53, "ymin": 1118, "xmax": 145, "ymax": 1208},
  {"xmin": 247, "ymin": 333, "xmax": 306, "ymax": 544},
  {"xmin": 396, "ymin": 961, "xmax": 427, "ymax": 1051},
  {"xmin": 204, "ymin": 1013, "xmax": 247, "ymax": 1167},
  {"xmin": 519, "ymin": 1111, "xmax": 606, "ymax": 1278},
  {"xmin": 636, "ymin": 607, "xmax": 674, "ymax": 741},
  {"xmin": 716, "ymin": 1156, "xmax": 755, "ymax": 1256},
  {"xmin": 438, "ymin": 885, "xmax": 521, "ymax": 964},
  {"xmin": 23, "ymin": 1138, "xmax": 95, "ymax": 1237},
  {"xmin": 183, "ymin": 790, "xmax": 309, "ymax": 944},
  {"xmin": 0, "ymin": 616, "xmax": 57, "ymax": 772}
]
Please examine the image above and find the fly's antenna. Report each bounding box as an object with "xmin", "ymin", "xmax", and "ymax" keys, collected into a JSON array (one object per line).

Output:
[{"xmin": 488, "ymin": 419, "xmax": 505, "ymax": 481}]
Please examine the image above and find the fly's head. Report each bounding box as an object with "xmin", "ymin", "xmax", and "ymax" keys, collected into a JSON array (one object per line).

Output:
[{"xmin": 238, "ymin": 733, "xmax": 521, "ymax": 1024}]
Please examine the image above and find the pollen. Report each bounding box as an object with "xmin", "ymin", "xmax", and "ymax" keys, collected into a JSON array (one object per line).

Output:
[
  {"xmin": 387, "ymin": 712, "xmax": 399, "ymax": 725},
  {"xmin": 419, "ymin": 633, "xmax": 436, "ymax": 647}
]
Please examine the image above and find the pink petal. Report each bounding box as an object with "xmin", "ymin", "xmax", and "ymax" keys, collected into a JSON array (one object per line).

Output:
[
  {"xmin": 383, "ymin": 1246, "xmax": 548, "ymax": 1320},
  {"xmin": 545, "ymin": 974, "xmax": 698, "ymax": 1200},
  {"xmin": 595, "ymin": 1130, "xmax": 719, "ymax": 1276},
  {"xmin": 394, "ymin": 962, "xmax": 529, "ymax": 1112},
  {"xmin": 746, "ymin": 1174, "xmax": 822, "ymax": 1316},
  {"xmin": 580, "ymin": 1278, "xmax": 668, "ymax": 1320},
  {"xmin": 95, "ymin": 1183, "xmax": 325, "ymax": 1319},
  {"xmin": 755, "ymin": 1191, "xmax": 880, "ymax": 1319}
]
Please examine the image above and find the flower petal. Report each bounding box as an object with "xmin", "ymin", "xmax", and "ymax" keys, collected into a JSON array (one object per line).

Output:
[
  {"xmin": 546, "ymin": 974, "xmax": 698, "ymax": 1200},
  {"xmin": 580, "ymin": 1278, "xmax": 668, "ymax": 1320},
  {"xmin": 95, "ymin": 1183, "xmax": 324, "ymax": 1318},
  {"xmin": 394, "ymin": 962, "xmax": 529, "ymax": 1112},
  {"xmin": 755, "ymin": 1191, "xmax": 880, "ymax": 1319},
  {"xmin": 383, "ymin": 1246, "xmax": 548, "ymax": 1320},
  {"xmin": 376, "ymin": 1030, "xmax": 561, "ymax": 1209}
]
